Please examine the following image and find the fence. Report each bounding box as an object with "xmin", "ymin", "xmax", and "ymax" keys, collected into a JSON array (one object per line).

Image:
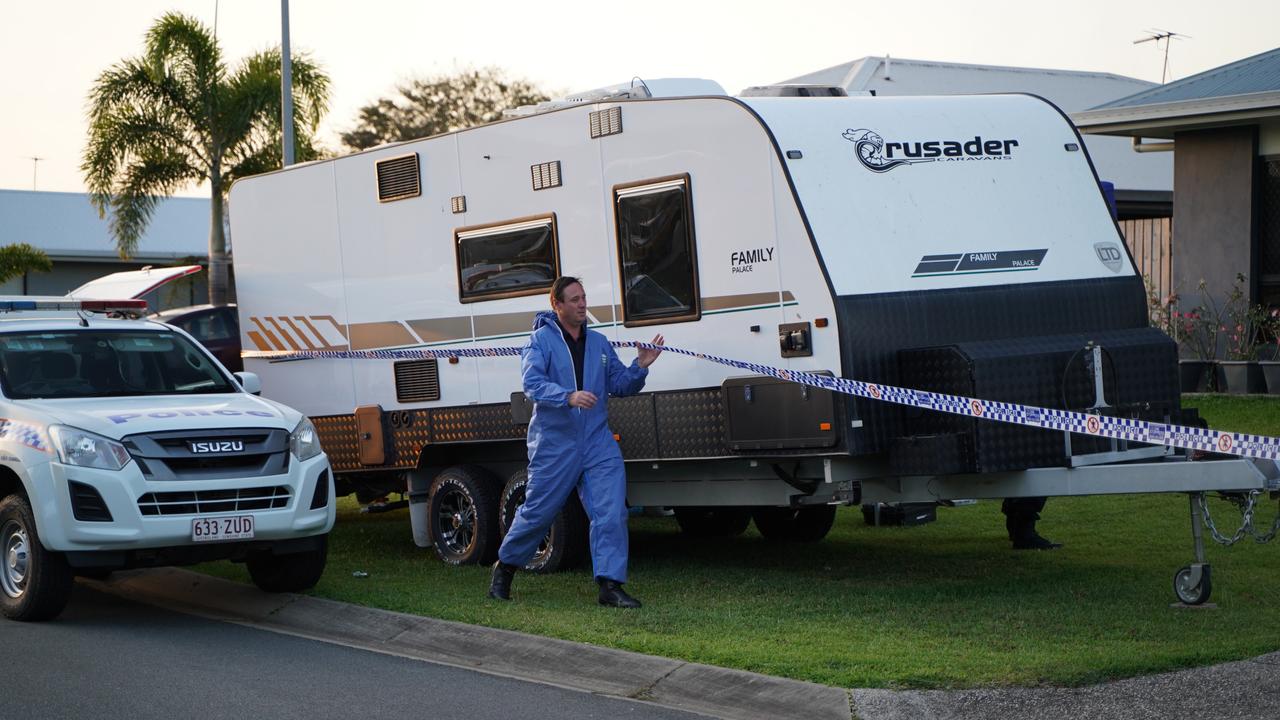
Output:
[{"xmin": 1120, "ymin": 217, "xmax": 1173, "ymax": 306}]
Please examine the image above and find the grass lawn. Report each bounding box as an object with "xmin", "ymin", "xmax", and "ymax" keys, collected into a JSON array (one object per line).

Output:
[{"xmin": 196, "ymin": 395, "xmax": 1280, "ymax": 689}]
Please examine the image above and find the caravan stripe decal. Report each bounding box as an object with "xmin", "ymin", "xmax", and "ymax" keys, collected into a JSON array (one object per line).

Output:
[{"xmin": 241, "ymin": 341, "xmax": 1280, "ymax": 462}]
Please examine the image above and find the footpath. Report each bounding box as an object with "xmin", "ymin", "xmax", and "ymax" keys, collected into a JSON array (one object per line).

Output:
[{"xmin": 90, "ymin": 569, "xmax": 1280, "ymax": 720}]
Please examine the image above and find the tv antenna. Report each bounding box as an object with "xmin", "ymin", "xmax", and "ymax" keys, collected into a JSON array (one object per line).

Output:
[
  {"xmin": 27, "ymin": 156, "xmax": 43, "ymax": 190},
  {"xmin": 1134, "ymin": 29, "xmax": 1190, "ymax": 83}
]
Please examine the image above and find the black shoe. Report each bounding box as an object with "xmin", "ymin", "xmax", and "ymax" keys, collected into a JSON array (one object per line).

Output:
[
  {"xmin": 597, "ymin": 579, "xmax": 641, "ymax": 609},
  {"xmin": 488, "ymin": 562, "xmax": 517, "ymax": 600},
  {"xmin": 1012, "ymin": 532, "xmax": 1063, "ymax": 550}
]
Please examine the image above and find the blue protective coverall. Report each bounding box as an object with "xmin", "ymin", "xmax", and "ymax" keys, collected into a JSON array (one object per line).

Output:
[{"xmin": 497, "ymin": 311, "xmax": 648, "ymax": 582}]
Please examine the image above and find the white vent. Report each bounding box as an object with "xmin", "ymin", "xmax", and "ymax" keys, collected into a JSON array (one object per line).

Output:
[
  {"xmin": 589, "ymin": 107, "xmax": 623, "ymax": 138},
  {"xmin": 451, "ymin": 195, "xmax": 467, "ymax": 213},
  {"xmin": 375, "ymin": 154, "xmax": 421, "ymax": 202},
  {"xmin": 531, "ymin": 161, "xmax": 562, "ymax": 191}
]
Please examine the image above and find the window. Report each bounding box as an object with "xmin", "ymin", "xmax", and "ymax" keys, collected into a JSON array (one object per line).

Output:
[
  {"xmin": 0, "ymin": 330, "xmax": 236, "ymax": 399},
  {"xmin": 614, "ymin": 175, "xmax": 700, "ymax": 324},
  {"xmin": 1260, "ymin": 157, "xmax": 1280, "ymax": 308},
  {"xmin": 455, "ymin": 215, "xmax": 559, "ymax": 302}
]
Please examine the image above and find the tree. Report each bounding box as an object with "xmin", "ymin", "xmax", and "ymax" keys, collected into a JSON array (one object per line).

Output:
[
  {"xmin": 0, "ymin": 244, "xmax": 52, "ymax": 286},
  {"xmin": 82, "ymin": 12, "xmax": 330, "ymax": 306},
  {"xmin": 340, "ymin": 68, "xmax": 549, "ymax": 151}
]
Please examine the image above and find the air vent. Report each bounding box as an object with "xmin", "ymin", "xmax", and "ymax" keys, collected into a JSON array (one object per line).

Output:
[
  {"xmin": 451, "ymin": 195, "xmax": 467, "ymax": 213},
  {"xmin": 531, "ymin": 161, "xmax": 562, "ymax": 191},
  {"xmin": 395, "ymin": 359, "xmax": 440, "ymax": 402},
  {"xmin": 69, "ymin": 480, "xmax": 113, "ymax": 522},
  {"xmin": 589, "ymin": 106, "xmax": 623, "ymax": 138},
  {"xmin": 375, "ymin": 153, "xmax": 421, "ymax": 202}
]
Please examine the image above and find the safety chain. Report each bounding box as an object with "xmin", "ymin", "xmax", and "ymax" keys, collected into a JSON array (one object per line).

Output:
[{"xmin": 1199, "ymin": 492, "xmax": 1280, "ymax": 546}]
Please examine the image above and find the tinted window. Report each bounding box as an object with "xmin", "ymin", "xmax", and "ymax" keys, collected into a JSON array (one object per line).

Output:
[
  {"xmin": 0, "ymin": 330, "xmax": 237, "ymax": 399},
  {"xmin": 615, "ymin": 177, "xmax": 699, "ymax": 323},
  {"xmin": 456, "ymin": 217, "xmax": 558, "ymax": 301}
]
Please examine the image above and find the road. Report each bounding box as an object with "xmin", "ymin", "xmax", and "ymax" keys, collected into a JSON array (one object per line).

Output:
[{"xmin": 0, "ymin": 583, "xmax": 706, "ymax": 720}]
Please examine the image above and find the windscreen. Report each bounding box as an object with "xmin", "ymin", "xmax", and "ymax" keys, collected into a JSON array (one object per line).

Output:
[{"xmin": 0, "ymin": 330, "xmax": 237, "ymax": 399}]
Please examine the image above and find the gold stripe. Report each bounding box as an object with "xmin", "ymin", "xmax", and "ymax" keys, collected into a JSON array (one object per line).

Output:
[
  {"xmin": 700, "ymin": 292, "xmax": 785, "ymax": 312},
  {"xmin": 588, "ymin": 305, "xmax": 618, "ymax": 324},
  {"xmin": 349, "ymin": 321, "xmax": 417, "ymax": 350},
  {"xmin": 265, "ymin": 317, "xmax": 301, "ymax": 351},
  {"xmin": 281, "ymin": 317, "xmax": 318, "ymax": 350},
  {"xmin": 406, "ymin": 316, "xmax": 473, "ymax": 343},
  {"xmin": 782, "ymin": 291, "xmax": 796, "ymax": 302},
  {"xmin": 246, "ymin": 330, "xmax": 272, "ymax": 352},
  {"xmin": 473, "ymin": 311, "xmax": 537, "ymax": 338},
  {"xmin": 298, "ymin": 317, "xmax": 348, "ymax": 350},
  {"xmin": 250, "ymin": 318, "xmax": 286, "ymax": 351}
]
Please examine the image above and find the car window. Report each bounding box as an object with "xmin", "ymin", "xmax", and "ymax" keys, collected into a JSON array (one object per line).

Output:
[
  {"xmin": 184, "ymin": 311, "xmax": 233, "ymax": 342},
  {"xmin": 0, "ymin": 330, "xmax": 237, "ymax": 399}
]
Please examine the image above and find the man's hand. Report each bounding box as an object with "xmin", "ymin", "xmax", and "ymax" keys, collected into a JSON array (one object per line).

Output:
[
  {"xmin": 637, "ymin": 334, "xmax": 665, "ymax": 369},
  {"xmin": 568, "ymin": 390, "xmax": 598, "ymax": 409}
]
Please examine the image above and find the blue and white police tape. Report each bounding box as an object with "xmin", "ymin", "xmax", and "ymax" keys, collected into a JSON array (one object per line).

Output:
[{"xmin": 241, "ymin": 342, "xmax": 1280, "ymax": 462}]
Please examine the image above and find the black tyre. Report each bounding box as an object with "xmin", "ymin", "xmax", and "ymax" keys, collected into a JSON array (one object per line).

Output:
[
  {"xmin": 673, "ymin": 507, "xmax": 752, "ymax": 538},
  {"xmin": 247, "ymin": 534, "xmax": 329, "ymax": 593},
  {"xmin": 428, "ymin": 465, "xmax": 500, "ymax": 565},
  {"xmin": 0, "ymin": 494, "xmax": 73, "ymax": 621},
  {"xmin": 499, "ymin": 469, "xmax": 588, "ymax": 573},
  {"xmin": 1173, "ymin": 564, "xmax": 1212, "ymax": 605},
  {"xmin": 752, "ymin": 505, "xmax": 838, "ymax": 543}
]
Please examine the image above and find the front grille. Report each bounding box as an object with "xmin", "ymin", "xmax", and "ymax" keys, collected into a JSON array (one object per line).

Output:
[
  {"xmin": 138, "ymin": 486, "xmax": 291, "ymax": 516},
  {"xmin": 122, "ymin": 428, "xmax": 289, "ymax": 481},
  {"xmin": 69, "ymin": 480, "xmax": 113, "ymax": 522}
]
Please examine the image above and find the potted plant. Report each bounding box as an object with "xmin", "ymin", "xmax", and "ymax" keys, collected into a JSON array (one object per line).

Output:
[
  {"xmin": 1215, "ymin": 274, "xmax": 1268, "ymax": 395},
  {"xmin": 1170, "ymin": 280, "xmax": 1221, "ymax": 393}
]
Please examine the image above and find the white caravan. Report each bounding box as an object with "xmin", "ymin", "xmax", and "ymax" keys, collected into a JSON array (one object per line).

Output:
[{"xmin": 229, "ymin": 80, "xmax": 1275, "ymax": 603}]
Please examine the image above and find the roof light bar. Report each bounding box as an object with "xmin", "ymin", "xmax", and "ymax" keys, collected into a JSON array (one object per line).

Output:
[{"xmin": 0, "ymin": 298, "xmax": 148, "ymax": 313}]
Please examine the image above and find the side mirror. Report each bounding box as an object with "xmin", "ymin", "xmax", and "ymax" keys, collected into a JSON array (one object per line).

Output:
[{"xmin": 234, "ymin": 371, "xmax": 262, "ymax": 396}]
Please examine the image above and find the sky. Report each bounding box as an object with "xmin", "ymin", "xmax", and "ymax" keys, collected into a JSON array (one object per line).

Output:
[{"xmin": 1, "ymin": 0, "xmax": 1276, "ymax": 196}]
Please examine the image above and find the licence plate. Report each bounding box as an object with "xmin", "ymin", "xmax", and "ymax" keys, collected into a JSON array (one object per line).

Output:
[{"xmin": 191, "ymin": 515, "xmax": 255, "ymax": 542}]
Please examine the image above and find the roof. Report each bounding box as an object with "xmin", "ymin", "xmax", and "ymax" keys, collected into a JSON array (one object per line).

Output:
[
  {"xmin": 780, "ymin": 56, "xmax": 1171, "ymax": 193},
  {"xmin": 1074, "ymin": 47, "xmax": 1280, "ymax": 138},
  {"xmin": 1093, "ymin": 48, "xmax": 1280, "ymax": 109},
  {"xmin": 0, "ymin": 190, "xmax": 210, "ymax": 261}
]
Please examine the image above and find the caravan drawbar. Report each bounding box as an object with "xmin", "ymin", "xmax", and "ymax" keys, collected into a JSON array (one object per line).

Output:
[{"xmin": 228, "ymin": 79, "xmax": 1275, "ymax": 600}]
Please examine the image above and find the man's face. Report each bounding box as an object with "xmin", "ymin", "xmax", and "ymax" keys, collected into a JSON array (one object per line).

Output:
[{"xmin": 553, "ymin": 282, "xmax": 588, "ymax": 328}]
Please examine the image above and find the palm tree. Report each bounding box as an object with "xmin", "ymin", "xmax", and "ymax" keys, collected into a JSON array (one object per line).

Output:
[
  {"xmin": 82, "ymin": 12, "xmax": 329, "ymax": 305},
  {"xmin": 0, "ymin": 244, "xmax": 53, "ymax": 286}
]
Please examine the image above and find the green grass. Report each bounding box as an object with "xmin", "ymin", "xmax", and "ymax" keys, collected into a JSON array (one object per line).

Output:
[{"xmin": 196, "ymin": 395, "xmax": 1280, "ymax": 689}]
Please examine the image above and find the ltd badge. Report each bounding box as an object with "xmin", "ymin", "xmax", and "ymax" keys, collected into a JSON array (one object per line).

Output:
[{"xmin": 1093, "ymin": 242, "xmax": 1124, "ymax": 273}]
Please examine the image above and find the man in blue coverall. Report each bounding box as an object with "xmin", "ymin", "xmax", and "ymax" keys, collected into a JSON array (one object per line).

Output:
[{"xmin": 488, "ymin": 277, "xmax": 664, "ymax": 608}]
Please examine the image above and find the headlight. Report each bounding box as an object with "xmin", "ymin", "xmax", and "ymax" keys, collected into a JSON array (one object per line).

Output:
[
  {"xmin": 49, "ymin": 425, "xmax": 131, "ymax": 471},
  {"xmin": 290, "ymin": 417, "xmax": 323, "ymax": 461}
]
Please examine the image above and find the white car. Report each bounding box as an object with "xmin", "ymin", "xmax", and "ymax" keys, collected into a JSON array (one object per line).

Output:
[{"xmin": 0, "ymin": 296, "xmax": 334, "ymax": 621}]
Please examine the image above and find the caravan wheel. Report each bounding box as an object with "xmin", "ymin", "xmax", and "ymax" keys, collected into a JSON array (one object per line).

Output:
[
  {"xmin": 499, "ymin": 469, "xmax": 588, "ymax": 573},
  {"xmin": 752, "ymin": 505, "xmax": 837, "ymax": 543},
  {"xmin": 428, "ymin": 466, "xmax": 500, "ymax": 565}
]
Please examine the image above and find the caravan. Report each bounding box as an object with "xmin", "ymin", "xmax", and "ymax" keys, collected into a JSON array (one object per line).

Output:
[{"xmin": 229, "ymin": 80, "xmax": 1275, "ymax": 603}]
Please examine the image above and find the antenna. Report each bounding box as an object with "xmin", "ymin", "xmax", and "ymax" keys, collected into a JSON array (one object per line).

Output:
[
  {"xmin": 27, "ymin": 156, "xmax": 43, "ymax": 190},
  {"xmin": 1134, "ymin": 29, "xmax": 1190, "ymax": 83}
]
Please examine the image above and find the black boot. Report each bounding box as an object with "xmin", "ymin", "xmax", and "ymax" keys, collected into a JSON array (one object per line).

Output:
[
  {"xmin": 1012, "ymin": 530, "xmax": 1062, "ymax": 550},
  {"xmin": 488, "ymin": 561, "xmax": 517, "ymax": 600},
  {"xmin": 597, "ymin": 578, "xmax": 641, "ymax": 609}
]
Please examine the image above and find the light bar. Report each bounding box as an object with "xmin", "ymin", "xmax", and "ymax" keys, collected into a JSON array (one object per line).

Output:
[{"xmin": 0, "ymin": 297, "xmax": 148, "ymax": 313}]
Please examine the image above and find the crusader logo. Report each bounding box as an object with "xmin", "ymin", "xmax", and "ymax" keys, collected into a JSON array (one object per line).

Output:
[{"xmin": 843, "ymin": 128, "xmax": 1019, "ymax": 173}]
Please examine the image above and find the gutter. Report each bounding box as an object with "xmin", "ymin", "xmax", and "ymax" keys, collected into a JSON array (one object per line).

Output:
[{"xmin": 1132, "ymin": 137, "xmax": 1175, "ymax": 153}]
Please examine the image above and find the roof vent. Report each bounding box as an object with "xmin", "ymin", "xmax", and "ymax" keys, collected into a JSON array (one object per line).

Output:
[
  {"xmin": 375, "ymin": 153, "xmax": 421, "ymax": 203},
  {"xmin": 739, "ymin": 85, "xmax": 848, "ymax": 98},
  {"xmin": 394, "ymin": 359, "xmax": 440, "ymax": 403},
  {"xmin": 589, "ymin": 107, "xmax": 623, "ymax": 138},
  {"xmin": 531, "ymin": 161, "xmax": 562, "ymax": 191}
]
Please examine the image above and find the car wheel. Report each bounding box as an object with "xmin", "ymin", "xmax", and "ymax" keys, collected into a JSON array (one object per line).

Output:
[{"xmin": 0, "ymin": 494, "xmax": 74, "ymax": 621}]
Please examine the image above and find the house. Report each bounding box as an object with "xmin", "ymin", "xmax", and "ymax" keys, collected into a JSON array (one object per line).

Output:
[
  {"xmin": 0, "ymin": 189, "xmax": 211, "ymax": 308},
  {"xmin": 1073, "ymin": 47, "xmax": 1280, "ymax": 313}
]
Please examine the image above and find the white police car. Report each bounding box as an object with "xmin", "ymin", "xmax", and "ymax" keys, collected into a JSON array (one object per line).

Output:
[{"xmin": 0, "ymin": 296, "xmax": 334, "ymax": 621}]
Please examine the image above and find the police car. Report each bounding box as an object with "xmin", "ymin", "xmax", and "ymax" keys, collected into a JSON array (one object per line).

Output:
[{"xmin": 0, "ymin": 285, "xmax": 334, "ymax": 622}]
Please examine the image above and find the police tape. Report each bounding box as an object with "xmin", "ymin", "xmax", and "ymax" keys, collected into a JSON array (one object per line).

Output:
[{"xmin": 241, "ymin": 342, "xmax": 1280, "ymax": 461}]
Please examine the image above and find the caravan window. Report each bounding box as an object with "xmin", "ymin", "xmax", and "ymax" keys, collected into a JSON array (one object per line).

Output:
[
  {"xmin": 614, "ymin": 175, "xmax": 700, "ymax": 325},
  {"xmin": 455, "ymin": 215, "xmax": 560, "ymax": 302}
]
